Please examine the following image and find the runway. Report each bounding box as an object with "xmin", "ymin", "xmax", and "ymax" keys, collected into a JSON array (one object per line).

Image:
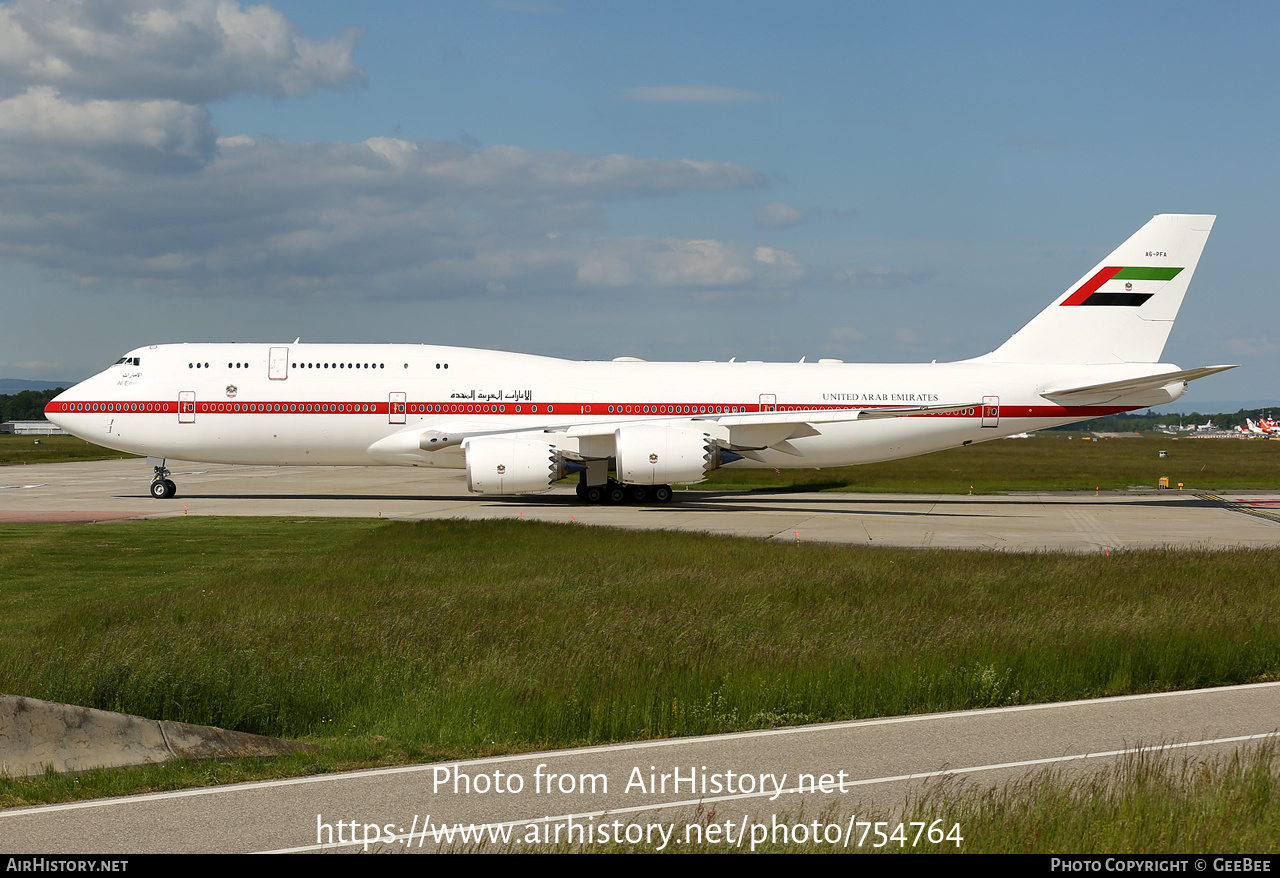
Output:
[{"xmin": 1, "ymin": 458, "xmax": 1279, "ymax": 551}]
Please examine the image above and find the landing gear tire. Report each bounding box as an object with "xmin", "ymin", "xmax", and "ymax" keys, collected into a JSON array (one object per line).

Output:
[
  {"xmin": 149, "ymin": 460, "xmax": 175, "ymax": 499},
  {"xmin": 577, "ymin": 479, "xmax": 671, "ymax": 505}
]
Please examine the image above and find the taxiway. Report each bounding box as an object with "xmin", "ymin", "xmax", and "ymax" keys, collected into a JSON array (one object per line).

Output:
[{"xmin": 1, "ymin": 459, "xmax": 1277, "ymax": 551}]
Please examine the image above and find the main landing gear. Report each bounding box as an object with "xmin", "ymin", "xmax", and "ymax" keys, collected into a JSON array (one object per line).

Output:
[
  {"xmin": 149, "ymin": 459, "xmax": 177, "ymax": 499},
  {"xmin": 575, "ymin": 477, "xmax": 674, "ymax": 505}
]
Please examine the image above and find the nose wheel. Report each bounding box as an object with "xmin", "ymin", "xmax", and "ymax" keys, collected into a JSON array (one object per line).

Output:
[
  {"xmin": 150, "ymin": 479, "xmax": 177, "ymax": 499},
  {"xmin": 150, "ymin": 462, "xmax": 177, "ymax": 499}
]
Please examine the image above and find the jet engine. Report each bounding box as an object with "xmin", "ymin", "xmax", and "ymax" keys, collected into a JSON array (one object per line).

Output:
[
  {"xmin": 463, "ymin": 435, "xmax": 569, "ymax": 494},
  {"xmin": 614, "ymin": 425, "xmax": 732, "ymax": 485}
]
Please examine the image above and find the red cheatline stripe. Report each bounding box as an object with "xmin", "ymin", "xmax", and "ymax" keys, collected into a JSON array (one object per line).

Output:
[
  {"xmin": 46, "ymin": 400, "xmax": 1140, "ymax": 418},
  {"xmin": 1060, "ymin": 266, "xmax": 1122, "ymax": 306}
]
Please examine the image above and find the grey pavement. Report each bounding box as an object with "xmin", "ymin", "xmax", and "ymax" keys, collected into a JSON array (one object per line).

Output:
[
  {"xmin": 1, "ymin": 458, "xmax": 1278, "ymax": 551},
  {"xmin": 3, "ymin": 683, "xmax": 1278, "ymax": 853}
]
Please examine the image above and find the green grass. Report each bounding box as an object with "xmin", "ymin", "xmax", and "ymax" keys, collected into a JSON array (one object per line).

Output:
[
  {"xmin": 483, "ymin": 743, "xmax": 1280, "ymax": 853},
  {"xmin": 0, "ymin": 434, "xmax": 139, "ymax": 465},
  {"xmin": 3, "ymin": 517, "xmax": 1280, "ymax": 809},
  {"xmin": 906, "ymin": 741, "xmax": 1280, "ymax": 854},
  {"xmin": 700, "ymin": 434, "xmax": 1280, "ymax": 493}
]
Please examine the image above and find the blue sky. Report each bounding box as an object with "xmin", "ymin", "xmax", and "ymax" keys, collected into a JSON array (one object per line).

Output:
[{"xmin": 0, "ymin": 0, "xmax": 1275, "ymax": 408}]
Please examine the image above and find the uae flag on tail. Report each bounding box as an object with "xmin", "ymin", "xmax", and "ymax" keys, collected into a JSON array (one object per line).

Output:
[{"xmin": 1060, "ymin": 266, "xmax": 1184, "ymax": 307}]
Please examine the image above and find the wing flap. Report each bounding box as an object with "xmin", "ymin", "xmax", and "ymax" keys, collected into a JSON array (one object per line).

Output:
[{"xmin": 845, "ymin": 401, "xmax": 985, "ymax": 420}]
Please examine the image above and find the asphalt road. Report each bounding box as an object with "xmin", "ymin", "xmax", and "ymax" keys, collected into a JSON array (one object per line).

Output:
[
  {"xmin": 2, "ymin": 458, "xmax": 1279, "ymax": 551},
  {"xmin": 4, "ymin": 683, "xmax": 1278, "ymax": 853}
]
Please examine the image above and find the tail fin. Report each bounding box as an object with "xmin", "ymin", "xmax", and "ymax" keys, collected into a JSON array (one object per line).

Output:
[{"xmin": 978, "ymin": 214, "xmax": 1215, "ymax": 365}]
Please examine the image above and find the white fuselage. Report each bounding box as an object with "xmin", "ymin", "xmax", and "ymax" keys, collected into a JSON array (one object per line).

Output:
[{"xmin": 45, "ymin": 342, "xmax": 1171, "ymax": 472}]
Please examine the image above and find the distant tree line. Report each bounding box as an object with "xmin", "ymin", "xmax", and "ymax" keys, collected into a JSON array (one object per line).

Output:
[
  {"xmin": 0, "ymin": 388, "xmax": 66, "ymax": 423},
  {"xmin": 1046, "ymin": 408, "xmax": 1279, "ymax": 433}
]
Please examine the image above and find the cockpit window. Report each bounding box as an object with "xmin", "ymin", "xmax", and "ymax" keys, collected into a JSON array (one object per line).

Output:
[{"xmin": 114, "ymin": 357, "xmax": 141, "ymax": 366}]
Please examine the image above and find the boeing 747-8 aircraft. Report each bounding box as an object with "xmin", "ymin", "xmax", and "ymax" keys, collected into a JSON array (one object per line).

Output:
[{"xmin": 45, "ymin": 214, "xmax": 1234, "ymax": 503}]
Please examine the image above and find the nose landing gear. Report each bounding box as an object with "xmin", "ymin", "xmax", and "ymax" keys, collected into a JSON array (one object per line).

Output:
[{"xmin": 149, "ymin": 459, "xmax": 177, "ymax": 499}]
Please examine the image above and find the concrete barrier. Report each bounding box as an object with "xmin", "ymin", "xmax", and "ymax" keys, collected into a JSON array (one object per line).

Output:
[{"xmin": 0, "ymin": 693, "xmax": 317, "ymax": 777}]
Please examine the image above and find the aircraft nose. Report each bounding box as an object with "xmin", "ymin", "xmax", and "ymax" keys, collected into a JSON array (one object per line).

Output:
[
  {"xmin": 44, "ymin": 389, "xmax": 69, "ymax": 428},
  {"xmin": 43, "ymin": 383, "xmax": 83, "ymax": 429}
]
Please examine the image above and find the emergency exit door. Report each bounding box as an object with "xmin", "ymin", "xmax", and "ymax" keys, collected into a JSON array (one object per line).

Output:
[
  {"xmin": 269, "ymin": 347, "xmax": 289, "ymax": 380},
  {"xmin": 389, "ymin": 392, "xmax": 407, "ymax": 424},
  {"xmin": 981, "ymin": 396, "xmax": 1000, "ymax": 428}
]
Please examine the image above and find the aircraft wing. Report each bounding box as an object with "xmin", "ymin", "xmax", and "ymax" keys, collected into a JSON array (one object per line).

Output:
[
  {"xmin": 557, "ymin": 401, "xmax": 984, "ymax": 458},
  {"xmin": 368, "ymin": 403, "xmax": 984, "ymax": 462},
  {"xmin": 366, "ymin": 420, "xmax": 525, "ymax": 461},
  {"xmin": 1040, "ymin": 365, "xmax": 1237, "ymax": 405}
]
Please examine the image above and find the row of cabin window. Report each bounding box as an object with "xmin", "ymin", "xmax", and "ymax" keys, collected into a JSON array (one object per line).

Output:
[
  {"xmin": 608, "ymin": 405, "xmax": 744, "ymax": 414},
  {"xmin": 409, "ymin": 404, "xmax": 546, "ymax": 413},
  {"xmin": 189, "ymin": 362, "xmax": 387, "ymax": 370}
]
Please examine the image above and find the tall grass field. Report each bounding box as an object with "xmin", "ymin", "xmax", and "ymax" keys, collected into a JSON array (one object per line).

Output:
[
  {"xmin": 3, "ymin": 517, "xmax": 1279, "ymax": 811},
  {"xmin": 700, "ymin": 434, "xmax": 1280, "ymax": 493}
]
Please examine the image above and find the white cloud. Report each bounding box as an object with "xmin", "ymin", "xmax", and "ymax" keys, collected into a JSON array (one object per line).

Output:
[
  {"xmin": 620, "ymin": 85, "xmax": 776, "ymax": 103},
  {"xmin": 0, "ymin": 86, "xmax": 215, "ymax": 167},
  {"xmin": 575, "ymin": 238, "xmax": 800, "ymax": 289},
  {"xmin": 0, "ymin": 0, "xmax": 364, "ymax": 102},
  {"xmin": 0, "ymin": 135, "xmax": 794, "ymax": 299},
  {"xmin": 753, "ymin": 200, "xmax": 805, "ymax": 230},
  {"xmin": 0, "ymin": 2, "xmax": 837, "ymax": 307}
]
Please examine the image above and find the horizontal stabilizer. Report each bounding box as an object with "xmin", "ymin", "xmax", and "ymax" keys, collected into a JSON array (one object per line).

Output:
[{"xmin": 1041, "ymin": 365, "xmax": 1237, "ymax": 404}]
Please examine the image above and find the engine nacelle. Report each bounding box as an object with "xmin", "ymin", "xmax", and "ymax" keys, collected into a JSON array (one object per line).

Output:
[
  {"xmin": 463, "ymin": 435, "xmax": 569, "ymax": 494},
  {"xmin": 615, "ymin": 425, "xmax": 725, "ymax": 485}
]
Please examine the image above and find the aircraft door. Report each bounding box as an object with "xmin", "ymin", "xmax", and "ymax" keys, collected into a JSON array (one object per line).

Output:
[
  {"xmin": 179, "ymin": 391, "xmax": 196, "ymax": 424},
  {"xmin": 389, "ymin": 392, "xmax": 407, "ymax": 424},
  {"xmin": 759, "ymin": 393, "xmax": 777, "ymax": 412},
  {"xmin": 269, "ymin": 347, "xmax": 289, "ymax": 380},
  {"xmin": 982, "ymin": 395, "xmax": 1000, "ymax": 428}
]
